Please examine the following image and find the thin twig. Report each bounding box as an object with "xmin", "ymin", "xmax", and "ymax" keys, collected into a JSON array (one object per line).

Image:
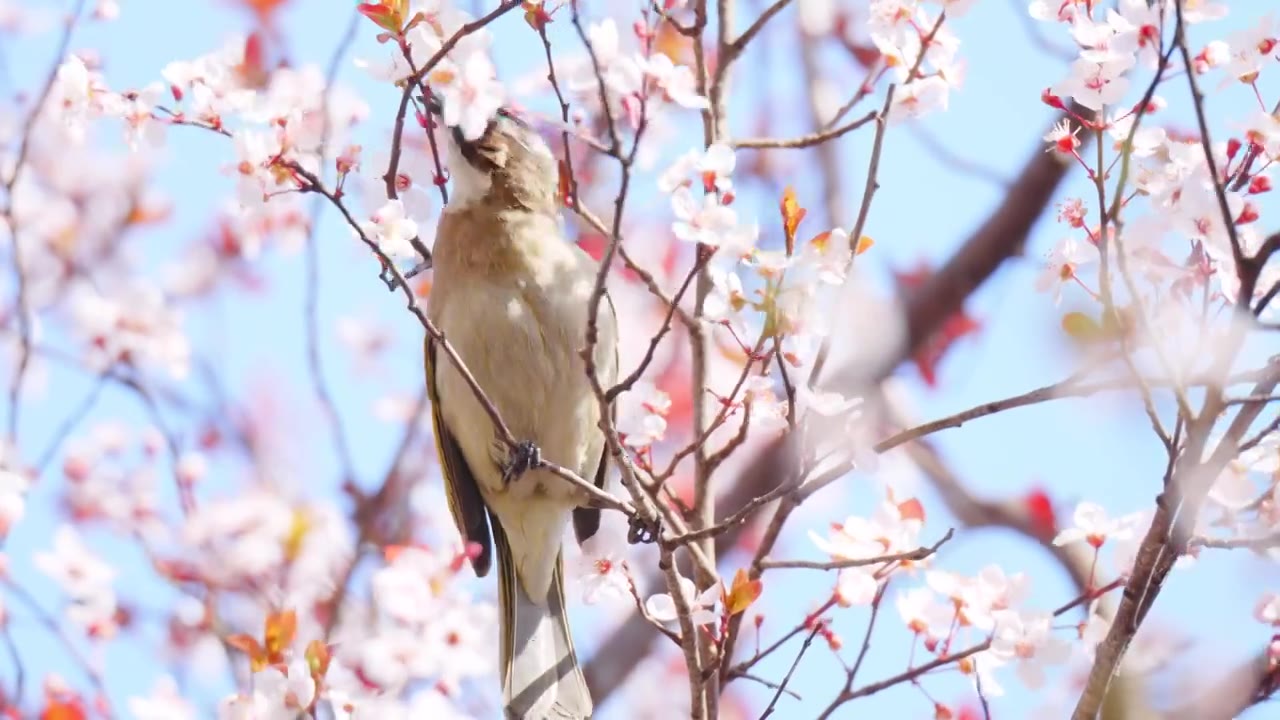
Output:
[
  {"xmin": 1173, "ymin": 1, "xmax": 1245, "ymax": 290},
  {"xmin": 4, "ymin": 580, "xmax": 115, "ymax": 719},
  {"xmin": 607, "ymin": 258, "xmax": 705, "ymax": 402},
  {"xmin": 302, "ymin": 9, "xmax": 361, "ymax": 488},
  {"xmin": 726, "ymin": 0, "xmax": 793, "ymax": 58},
  {"xmin": 727, "ymin": 597, "xmax": 837, "ymax": 680},
  {"xmin": 758, "ymin": 622, "xmax": 818, "ymax": 719},
  {"xmin": 34, "ymin": 375, "xmax": 108, "ymax": 472},
  {"xmin": 5, "ymin": 0, "xmax": 88, "ymax": 447},
  {"xmin": 323, "ymin": 387, "xmax": 429, "ymax": 636},
  {"xmin": 1191, "ymin": 532, "xmax": 1280, "ymax": 552},
  {"xmin": 817, "ymin": 642, "xmax": 989, "ymax": 718},
  {"xmin": 848, "ymin": 585, "xmax": 886, "ymax": 687},
  {"xmin": 759, "ymin": 529, "xmax": 953, "ymax": 570},
  {"xmin": 1, "ymin": 624, "xmax": 22, "ymax": 709},
  {"xmin": 732, "ymin": 111, "xmax": 876, "ymax": 149}
]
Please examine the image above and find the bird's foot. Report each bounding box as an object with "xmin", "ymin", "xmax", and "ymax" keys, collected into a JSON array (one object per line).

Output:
[
  {"xmin": 502, "ymin": 441, "xmax": 542, "ymax": 486},
  {"xmin": 627, "ymin": 514, "xmax": 661, "ymax": 545}
]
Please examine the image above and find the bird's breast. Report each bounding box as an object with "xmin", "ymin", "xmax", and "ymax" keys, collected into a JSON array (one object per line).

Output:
[{"xmin": 431, "ymin": 275, "xmax": 602, "ymax": 498}]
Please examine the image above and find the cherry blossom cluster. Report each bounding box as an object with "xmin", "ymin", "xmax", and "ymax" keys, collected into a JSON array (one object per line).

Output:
[
  {"xmin": 561, "ymin": 15, "xmax": 709, "ymax": 129},
  {"xmin": 656, "ymin": 142, "xmax": 872, "ymax": 436},
  {"xmin": 1029, "ymin": 0, "xmax": 1280, "ymax": 550},
  {"xmin": 3, "ymin": 8, "xmax": 600, "ymax": 720},
  {"xmin": 801, "ymin": 492, "xmax": 1076, "ymax": 700},
  {"xmin": 1024, "ymin": 1, "xmax": 1280, "ymax": 710},
  {"xmin": 1034, "ymin": 1, "xmax": 1278, "ymax": 340},
  {"xmin": 1208, "ymin": 432, "xmax": 1280, "ymax": 541},
  {"xmin": 872, "ymin": 0, "xmax": 970, "ymax": 122}
]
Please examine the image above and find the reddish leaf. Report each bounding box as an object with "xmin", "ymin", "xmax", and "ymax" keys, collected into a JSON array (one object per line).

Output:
[
  {"xmin": 654, "ymin": 21, "xmax": 691, "ymax": 64},
  {"xmin": 232, "ymin": 0, "xmax": 290, "ymax": 27},
  {"xmin": 357, "ymin": 0, "xmax": 407, "ymax": 33},
  {"xmin": 575, "ymin": 233, "xmax": 606, "ymax": 262},
  {"xmin": 413, "ymin": 276, "xmax": 432, "ymax": 298},
  {"xmin": 779, "ymin": 187, "xmax": 806, "ymax": 255},
  {"xmin": 725, "ymin": 568, "xmax": 763, "ymax": 616},
  {"xmin": 264, "ymin": 609, "xmax": 297, "ymax": 663},
  {"xmin": 557, "ymin": 158, "xmax": 573, "ymax": 207},
  {"xmin": 894, "ymin": 262, "xmax": 980, "ymax": 387},
  {"xmin": 897, "ymin": 497, "xmax": 926, "ymax": 523},
  {"xmin": 226, "ymin": 633, "xmax": 267, "ymax": 671},
  {"xmin": 235, "ymin": 31, "xmax": 271, "ymax": 90},
  {"xmin": 522, "ymin": 1, "xmax": 554, "ymax": 32},
  {"xmin": 847, "ymin": 43, "xmax": 882, "ymax": 69},
  {"xmin": 1023, "ymin": 487, "xmax": 1057, "ymax": 540},
  {"xmin": 305, "ymin": 639, "xmax": 333, "ymax": 680},
  {"xmin": 125, "ymin": 201, "xmax": 171, "ymax": 226},
  {"xmin": 39, "ymin": 700, "xmax": 85, "ymax": 720}
]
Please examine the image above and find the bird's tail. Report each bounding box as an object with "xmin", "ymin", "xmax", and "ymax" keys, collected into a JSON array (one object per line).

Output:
[{"xmin": 494, "ymin": 521, "xmax": 593, "ymax": 720}]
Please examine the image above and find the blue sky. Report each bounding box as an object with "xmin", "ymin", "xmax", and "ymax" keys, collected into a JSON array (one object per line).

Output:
[{"xmin": 3, "ymin": 0, "xmax": 1279, "ymax": 718}]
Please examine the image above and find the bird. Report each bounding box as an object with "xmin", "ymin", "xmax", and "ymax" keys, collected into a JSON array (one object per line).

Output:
[{"xmin": 421, "ymin": 99, "xmax": 617, "ymax": 720}]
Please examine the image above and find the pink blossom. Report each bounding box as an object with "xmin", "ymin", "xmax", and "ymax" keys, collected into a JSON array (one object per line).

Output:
[
  {"xmin": 1053, "ymin": 501, "xmax": 1130, "ymax": 549},
  {"xmin": 644, "ymin": 54, "xmax": 709, "ymax": 109},
  {"xmin": 128, "ymin": 676, "xmax": 196, "ymax": 720},
  {"xmin": 658, "ymin": 143, "xmax": 736, "ymax": 194},
  {"xmin": 359, "ymin": 199, "xmax": 420, "ymax": 261},
  {"xmin": 0, "ymin": 468, "xmax": 28, "ymax": 537},
  {"xmin": 1035, "ymin": 235, "xmax": 1096, "ymax": 304},
  {"xmin": 46, "ymin": 55, "xmax": 109, "ymax": 141},
  {"xmin": 896, "ymin": 585, "xmax": 952, "ymax": 639},
  {"xmin": 836, "ymin": 567, "xmax": 880, "ymax": 606},
  {"xmin": 572, "ymin": 519, "xmax": 632, "ymax": 604},
  {"xmin": 617, "ymin": 380, "xmax": 671, "ymax": 449},
  {"xmin": 1054, "ymin": 55, "xmax": 1135, "ymax": 110},
  {"xmin": 256, "ymin": 660, "xmax": 317, "ymax": 714},
  {"xmin": 670, "ymin": 186, "xmax": 740, "ymax": 246},
  {"xmin": 68, "ymin": 281, "xmax": 191, "ymax": 379},
  {"xmin": 888, "ymin": 76, "xmax": 951, "ymax": 122},
  {"xmin": 646, "ymin": 575, "xmax": 720, "ymax": 625},
  {"xmin": 439, "ymin": 51, "xmax": 505, "ymax": 142},
  {"xmin": 34, "ymin": 525, "xmax": 119, "ymax": 636},
  {"xmin": 1256, "ymin": 592, "xmax": 1280, "ymax": 625}
]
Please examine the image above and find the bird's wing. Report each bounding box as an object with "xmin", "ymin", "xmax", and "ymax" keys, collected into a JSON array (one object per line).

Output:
[
  {"xmin": 573, "ymin": 288, "xmax": 620, "ymax": 545},
  {"xmin": 425, "ymin": 335, "xmax": 493, "ymax": 576}
]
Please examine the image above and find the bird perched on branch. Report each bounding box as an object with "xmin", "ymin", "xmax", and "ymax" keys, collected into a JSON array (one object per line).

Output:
[{"xmin": 421, "ymin": 98, "xmax": 617, "ymax": 720}]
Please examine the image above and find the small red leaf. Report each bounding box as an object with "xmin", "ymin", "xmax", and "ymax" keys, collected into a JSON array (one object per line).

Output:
[
  {"xmin": 726, "ymin": 568, "xmax": 763, "ymax": 616},
  {"xmin": 779, "ymin": 186, "xmax": 806, "ymax": 255}
]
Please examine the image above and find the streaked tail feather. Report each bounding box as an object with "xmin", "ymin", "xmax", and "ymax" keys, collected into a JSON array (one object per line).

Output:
[{"xmin": 494, "ymin": 521, "xmax": 592, "ymax": 719}]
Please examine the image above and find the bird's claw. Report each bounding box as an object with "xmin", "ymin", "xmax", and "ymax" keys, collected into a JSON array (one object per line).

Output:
[
  {"xmin": 502, "ymin": 441, "xmax": 542, "ymax": 486},
  {"xmin": 627, "ymin": 514, "xmax": 661, "ymax": 545}
]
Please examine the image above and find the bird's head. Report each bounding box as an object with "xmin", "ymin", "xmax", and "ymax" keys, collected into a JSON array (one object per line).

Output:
[{"xmin": 425, "ymin": 95, "xmax": 558, "ymax": 215}]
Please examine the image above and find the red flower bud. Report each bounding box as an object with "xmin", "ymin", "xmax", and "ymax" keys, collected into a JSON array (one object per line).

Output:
[{"xmin": 1041, "ymin": 88, "xmax": 1065, "ymax": 109}]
